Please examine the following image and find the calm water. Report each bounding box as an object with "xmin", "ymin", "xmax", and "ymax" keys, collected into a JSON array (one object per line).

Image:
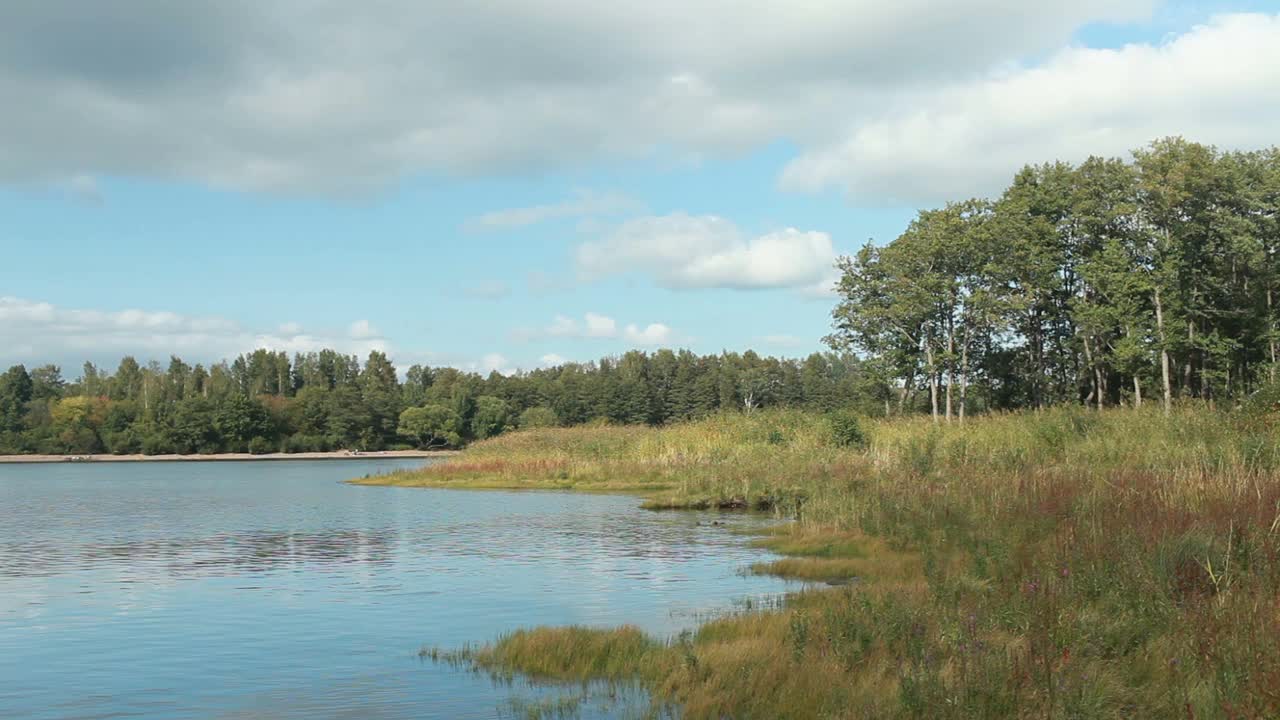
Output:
[{"xmin": 0, "ymin": 459, "xmax": 792, "ymax": 719}]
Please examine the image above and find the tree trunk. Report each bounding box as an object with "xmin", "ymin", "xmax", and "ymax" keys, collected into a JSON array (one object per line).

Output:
[
  {"xmin": 1270, "ymin": 287, "xmax": 1277, "ymax": 383},
  {"xmin": 1031, "ymin": 311, "xmax": 1044, "ymax": 410},
  {"xmin": 1154, "ymin": 287, "xmax": 1171, "ymax": 415},
  {"xmin": 926, "ymin": 343, "xmax": 939, "ymax": 423},
  {"xmin": 945, "ymin": 321, "xmax": 954, "ymax": 423},
  {"xmin": 959, "ymin": 322, "xmax": 970, "ymax": 424},
  {"xmin": 1082, "ymin": 334, "xmax": 1097, "ymax": 409},
  {"xmin": 1184, "ymin": 320, "xmax": 1195, "ymax": 398},
  {"xmin": 898, "ymin": 366, "xmax": 915, "ymax": 415}
]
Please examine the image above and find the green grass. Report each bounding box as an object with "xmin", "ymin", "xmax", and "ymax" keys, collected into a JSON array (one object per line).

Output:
[{"xmin": 387, "ymin": 406, "xmax": 1280, "ymax": 718}]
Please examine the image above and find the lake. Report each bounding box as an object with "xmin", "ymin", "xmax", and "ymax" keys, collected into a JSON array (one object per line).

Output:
[{"xmin": 0, "ymin": 459, "xmax": 793, "ymax": 719}]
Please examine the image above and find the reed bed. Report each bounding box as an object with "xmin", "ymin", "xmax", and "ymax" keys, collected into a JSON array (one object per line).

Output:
[{"xmin": 388, "ymin": 406, "xmax": 1280, "ymax": 718}]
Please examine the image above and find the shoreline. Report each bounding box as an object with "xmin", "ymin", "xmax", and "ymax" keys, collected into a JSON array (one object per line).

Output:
[{"xmin": 0, "ymin": 449, "xmax": 457, "ymax": 464}]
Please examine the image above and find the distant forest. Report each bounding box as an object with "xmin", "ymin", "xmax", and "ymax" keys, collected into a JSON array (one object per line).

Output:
[
  {"xmin": 0, "ymin": 349, "xmax": 873, "ymax": 455},
  {"xmin": 829, "ymin": 137, "xmax": 1280, "ymax": 419}
]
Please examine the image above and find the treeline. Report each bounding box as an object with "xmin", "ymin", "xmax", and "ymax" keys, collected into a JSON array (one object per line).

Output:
[
  {"xmin": 0, "ymin": 348, "xmax": 876, "ymax": 455},
  {"xmin": 829, "ymin": 137, "xmax": 1280, "ymax": 419}
]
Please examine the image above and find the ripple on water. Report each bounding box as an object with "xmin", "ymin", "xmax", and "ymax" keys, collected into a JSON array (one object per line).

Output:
[{"xmin": 0, "ymin": 459, "xmax": 792, "ymax": 719}]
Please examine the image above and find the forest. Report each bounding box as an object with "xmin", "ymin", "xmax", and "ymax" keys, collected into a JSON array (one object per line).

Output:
[
  {"xmin": 0, "ymin": 348, "xmax": 871, "ymax": 455},
  {"xmin": 831, "ymin": 137, "xmax": 1280, "ymax": 419}
]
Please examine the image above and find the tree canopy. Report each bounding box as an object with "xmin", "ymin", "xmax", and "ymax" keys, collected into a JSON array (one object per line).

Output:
[
  {"xmin": 829, "ymin": 137, "xmax": 1280, "ymax": 420},
  {"xmin": 0, "ymin": 348, "xmax": 875, "ymax": 455}
]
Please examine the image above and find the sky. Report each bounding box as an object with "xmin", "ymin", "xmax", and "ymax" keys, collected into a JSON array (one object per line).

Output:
[{"xmin": 1, "ymin": 0, "xmax": 1278, "ymax": 376}]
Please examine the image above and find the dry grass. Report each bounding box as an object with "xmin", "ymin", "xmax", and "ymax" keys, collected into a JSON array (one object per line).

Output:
[{"xmin": 401, "ymin": 406, "xmax": 1280, "ymax": 718}]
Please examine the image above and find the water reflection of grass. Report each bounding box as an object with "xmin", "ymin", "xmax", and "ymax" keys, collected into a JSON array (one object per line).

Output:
[{"xmin": 394, "ymin": 407, "xmax": 1280, "ymax": 718}]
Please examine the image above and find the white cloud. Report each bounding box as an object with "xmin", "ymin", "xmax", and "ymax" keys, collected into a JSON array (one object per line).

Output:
[
  {"xmin": 477, "ymin": 353, "xmax": 510, "ymax": 374},
  {"xmin": 0, "ymin": 1, "xmax": 1157, "ymax": 193},
  {"xmin": 542, "ymin": 312, "xmax": 617, "ymax": 339},
  {"xmin": 518, "ymin": 312, "xmax": 675, "ymax": 346},
  {"xmin": 546, "ymin": 315, "xmax": 580, "ymax": 338},
  {"xmin": 781, "ymin": 13, "xmax": 1280, "ymax": 203},
  {"xmin": 0, "ymin": 296, "xmax": 607, "ymax": 378},
  {"xmin": 467, "ymin": 189, "xmax": 640, "ymax": 230},
  {"xmin": 348, "ymin": 319, "xmax": 379, "ymax": 339},
  {"xmin": 0, "ymin": 296, "xmax": 389, "ymax": 369},
  {"xmin": 578, "ymin": 213, "xmax": 837, "ymax": 290},
  {"xmin": 623, "ymin": 323, "xmax": 673, "ymax": 346},
  {"xmin": 583, "ymin": 312, "xmax": 617, "ymax": 338}
]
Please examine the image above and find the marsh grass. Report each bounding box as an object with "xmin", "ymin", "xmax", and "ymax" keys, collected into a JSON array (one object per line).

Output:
[{"xmin": 397, "ymin": 406, "xmax": 1280, "ymax": 718}]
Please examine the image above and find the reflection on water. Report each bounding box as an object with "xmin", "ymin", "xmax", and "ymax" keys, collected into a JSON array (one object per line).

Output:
[
  {"xmin": 0, "ymin": 460, "xmax": 791, "ymax": 719},
  {"xmin": 1, "ymin": 529, "xmax": 397, "ymax": 580}
]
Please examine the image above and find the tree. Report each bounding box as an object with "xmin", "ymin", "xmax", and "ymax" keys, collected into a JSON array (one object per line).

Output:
[
  {"xmin": 359, "ymin": 350, "xmax": 402, "ymax": 449},
  {"xmin": 49, "ymin": 396, "xmax": 105, "ymax": 453},
  {"xmin": 29, "ymin": 365, "xmax": 65, "ymax": 402},
  {"xmin": 831, "ymin": 136, "xmax": 1280, "ymax": 416},
  {"xmin": 517, "ymin": 406, "xmax": 559, "ymax": 428},
  {"xmin": 213, "ymin": 395, "xmax": 273, "ymax": 452},
  {"xmin": 398, "ymin": 405, "xmax": 463, "ymax": 448},
  {"xmin": 471, "ymin": 396, "xmax": 510, "ymax": 439},
  {"xmin": 0, "ymin": 365, "xmax": 33, "ymax": 436},
  {"xmin": 169, "ymin": 398, "xmax": 220, "ymax": 453}
]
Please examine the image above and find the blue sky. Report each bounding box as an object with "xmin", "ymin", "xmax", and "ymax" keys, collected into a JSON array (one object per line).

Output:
[{"xmin": 1, "ymin": 1, "xmax": 1277, "ymax": 375}]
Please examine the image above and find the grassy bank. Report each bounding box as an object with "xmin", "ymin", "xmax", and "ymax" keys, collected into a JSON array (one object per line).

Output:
[{"xmin": 380, "ymin": 408, "xmax": 1280, "ymax": 718}]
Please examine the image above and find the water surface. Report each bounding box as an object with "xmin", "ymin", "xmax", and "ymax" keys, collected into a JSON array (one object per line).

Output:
[{"xmin": 0, "ymin": 460, "xmax": 791, "ymax": 719}]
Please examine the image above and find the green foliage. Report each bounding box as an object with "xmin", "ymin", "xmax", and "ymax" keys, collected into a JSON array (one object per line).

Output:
[
  {"xmin": 517, "ymin": 406, "xmax": 559, "ymax": 429},
  {"xmin": 826, "ymin": 409, "xmax": 868, "ymax": 449},
  {"xmin": 470, "ymin": 395, "xmax": 510, "ymax": 439},
  {"xmin": 213, "ymin": 394, "xmax": 273, "ymax": 452},
  {"xmin": 0, "ymin": 364, "xmax": 33, "ymax": 436},
  {"xmin": 0, "ymin": 346, "xmax": 882, "ymax": 455},
  {"xmin": 831, "ymin": 137, "xmax": 1280, "ymax": 417},
  {"xmin": 398, "ymin": 404, "xmax": 463, "ymax": 448}
]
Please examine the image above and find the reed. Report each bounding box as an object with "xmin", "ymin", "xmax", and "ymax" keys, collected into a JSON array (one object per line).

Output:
[{"xmin": 397, "ymin": 405, "xmax": 1280, "ymax": 718}]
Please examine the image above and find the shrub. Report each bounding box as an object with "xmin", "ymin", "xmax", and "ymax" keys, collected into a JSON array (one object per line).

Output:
[
  {"xmin": 247, "ymin": 436, "xmax": 274, "ymax": 455},
  {"xmin": 518, "ymin": 406, "xmax": 560, "ymax": 429},
  {"xmin": 827, "ymin": 409, "xmax": 868, "ymax": 449}
]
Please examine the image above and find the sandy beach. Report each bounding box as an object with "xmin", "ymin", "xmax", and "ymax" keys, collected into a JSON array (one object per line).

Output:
[{"xmin": 0, "ymin": 450, "xmax": 456, "ymax": 464}]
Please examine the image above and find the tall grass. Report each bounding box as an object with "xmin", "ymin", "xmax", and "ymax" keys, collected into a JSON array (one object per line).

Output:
[{"xmin": 382, "ymin": 407, "xmax": 1280, "ymax": 718}]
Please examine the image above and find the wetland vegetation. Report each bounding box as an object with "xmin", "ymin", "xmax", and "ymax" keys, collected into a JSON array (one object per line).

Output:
[{"xmin": 386, "ymin": 405, "xmax": 1280, "ymax": 718}]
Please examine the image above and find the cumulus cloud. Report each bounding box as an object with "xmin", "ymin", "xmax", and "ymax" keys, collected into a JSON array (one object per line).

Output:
[
  {"xmin": 781, "ymin": 13, "xmax": 1280, "ymax": 203},
  {"xmin": 0, "ymin": 1, "xmax": 1156, "ymax": 193},
  {"xmin": 477, "ymin": 353, "xmax": 511, "ymax": 374},
  {"xmin": 623, "ymin": 323, "xmax": 673, "ymax": 345},
  {"xmin": 467, "ymin": 189, "xmax": 640, "ymax": 230},
  {"xmin": 348, "ymin": 319, "xmax": 379, "ymax": 339},
  {"xmin": 519, "ymin": 312, "xmax": 674, "ymax": 346},
  {"xmin": 578, "ymin": 213, "xmax": 836, "ymax": 290},
  {"xmin": 0, "ymin": 296, "xmax": 597, "ymax": 378},
  {"xmin": 0, "ymin": 296, "xmax": 388, "ymax": 369}
]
